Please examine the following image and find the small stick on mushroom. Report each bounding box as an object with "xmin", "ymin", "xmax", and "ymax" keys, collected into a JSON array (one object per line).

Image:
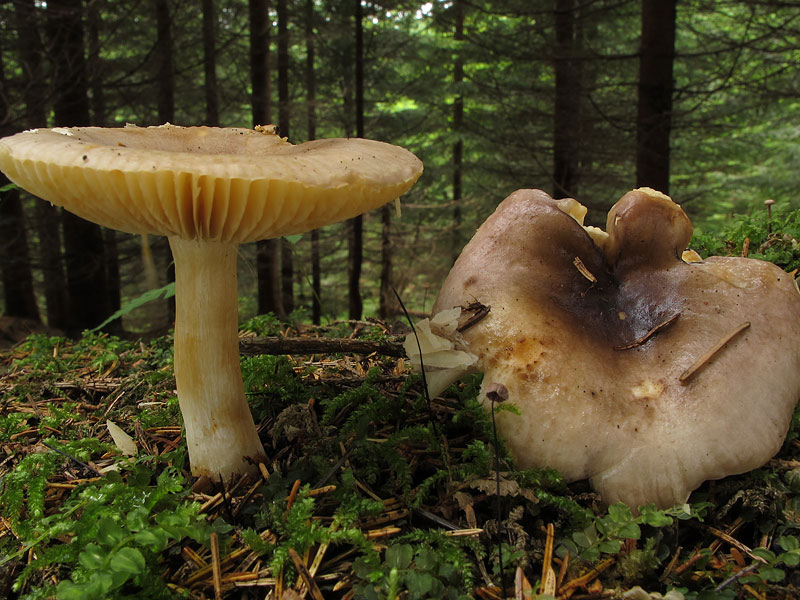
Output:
[
  {"xmin": 457, "ymin": 301, "xmax": 490, "ymax": 332},
  {"xmin": 572, "ymin": 256, "xmax": 597, "ymax": 284},
  {"xmin": 614, "ymin": 312, "xmax": 681, "ymax": 351},
  {"xmin": 679, "ymin": 321, "xmax": 751, "ymax": 383}
]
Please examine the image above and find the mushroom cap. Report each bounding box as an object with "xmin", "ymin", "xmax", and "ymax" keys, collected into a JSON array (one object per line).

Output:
[
  {"xmin": 0, "ymin": 124, "xmax": 423, "ymax": 242},
  {"xmin": 433, "ymin": 188, "xmax": 800, "ymax": 509}
]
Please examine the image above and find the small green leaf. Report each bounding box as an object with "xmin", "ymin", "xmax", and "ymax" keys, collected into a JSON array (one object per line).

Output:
[
  {"xmin": 758, "ymin": 566, "xmax": 785, "ymax": 582},
  {"xmin": 285, "ymin": 234, "xmax": 303, "ymax": 244},
  {"xmin": 56, "ymin": 581, "xmax": 87, "ymax": 600},
  {"xmin": 0, "ymin": 183, "xmax": 19, "ymax": 192},
  {"xmin": 386, "ymin": 543, "xmax": 413, "ymax": 570},
  {"xmin": 110, "ymin": 547, "xmax": 146, "ymax": 575},
  {"xmin": 572, "ymin": 530, "xmax": 591, "ymax": 548},
  {"xmin": 779, "ymin": 535, "xmax": 799, "ymax": 551},
  {"xmin": 618, "ymin": 523, "xmax": 641, "ymax": 540},
  {"xmin": 608, "ymin": 503, "xmax": 633, "ymax": 523},
  {"xmin": 415, "ymin": 547, "xmax": 437, "ymax": 571},
  {"xmin": 134, "ymin": 527, "xmax": 172, "ymax": 551},
  {"xmin": 78, "ymin": 543, "xmax": 106, "ymax": 570},
  {"xmin": 96, "ymin": 516, "xmax": 125, "ymax": 547},
  {"xmin": 638, "ymin": 504, "xmax": 674, "ymax": 527},
  {"xmin": 598, "ymin": 539, "xmax": 621, "ymax": 554},
  {"xmin": 126, "ymin": 507, "xmax": 150, "ymax": 532},
  {"xmin": 752, "ymin": 547, "xmax": 777, "ymax": 562},
  {"xmin": 352, "ymin": 556, "xmax": 377, "ymax": 580},
  {"xmin": 405, "ymin": 571, "xmax": 435, "ymax": 598}
]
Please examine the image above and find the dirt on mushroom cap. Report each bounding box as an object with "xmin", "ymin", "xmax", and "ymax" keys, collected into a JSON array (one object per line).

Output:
[{"xmin": 0, "ymin": 124, "xmax": 423, "ymax": 242}]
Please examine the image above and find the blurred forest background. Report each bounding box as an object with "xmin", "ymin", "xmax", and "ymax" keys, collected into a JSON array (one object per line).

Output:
[{"xmin": 0, "ymin": 0, "xmax": 798, "ymax": 338}]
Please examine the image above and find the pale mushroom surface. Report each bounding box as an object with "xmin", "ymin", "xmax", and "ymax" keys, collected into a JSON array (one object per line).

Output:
[
  {"xmin": 0, "ymin": 124, "xmax": 423, "ymax": 479},
  {"xmin": 0, "ymin": 124, "xmax": 422, "ymax": 242},
  {"xmin": 434, "ymin": 188, "xmax": 800, "ymax": 509}
]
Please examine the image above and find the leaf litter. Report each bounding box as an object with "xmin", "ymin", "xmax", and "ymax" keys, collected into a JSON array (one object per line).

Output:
[{"xmin": 0, "ymin": 321, "xmax": 799, "ymax": 600}]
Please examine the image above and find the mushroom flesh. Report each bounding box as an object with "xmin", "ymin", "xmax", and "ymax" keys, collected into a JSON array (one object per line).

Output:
[{"xmin": 431, "ymin": 187, "xmax": 800, "ymax": 509}]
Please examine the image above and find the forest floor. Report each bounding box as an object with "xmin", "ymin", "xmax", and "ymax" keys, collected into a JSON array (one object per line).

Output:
[{"xmin": 1, "ymin": 316, "xmax": 799, "ymax": 600}]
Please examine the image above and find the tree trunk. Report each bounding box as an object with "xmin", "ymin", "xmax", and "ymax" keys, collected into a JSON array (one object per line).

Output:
[
  {"xmin": 87, "ymin": 0, "xmax": 123, "ymax": 334},
  {"xmin": 636, "ymin": 0, "xmax": 676, "ymax": 195},
  {"xmin": 102, "ymin": 228, "xmax": 123, "ymax": 335},
  {"xmin": 451, "ymin": 0, "xmax": 465, "ymax": 262},
  {"xmin": 47, "ymin": 0, "xmax": 110, "ymax": 336},
  {"xmin": 0, "ymin": 186, "xmax": 39, "ymax": 320},
  {"xmin": 154, "ymin": 0, "xmax": 176, "ymax": 323},
  {"xmin": 256, "ymin": 240, "xmax": 283, "ymax": 316},
  {"xmin": 87, "ymin": 0, "xmax": 106, "ymax": 125},
  {"xmin": 249, "ymin": 0, "xmax": 283, "ymax": 317},
  {"xmin": 154, "ymin": 0, "xmax": 175, "ymax": 124},
  {"xmin": 249, "ymin": 0, "xmax": 271, "ymax": 127},
  {"xmin": 202, "ymin": 0, "xmax": 220, "ymax": 126},
  {"xmin": 13, "ymin": 0, "xmax": 67, "ymax": 329},
  {"xmin": 552, "ymin": 0, "xmax": 582, "ymax": 199},
  {"xmin": 0, "ymin": 23, "xmax": 39, "ymax": 320},
  {"xmin": 378, "ymin": 204, "xmax": 394, "ymax": 318},
  {"xmin": 277, "ymin": 0, "xmax": 294, "ymax": 314},
  {"xmin": 306, "ymin": 0, "xmax": 321, "ymax": 324},
  {"xmin": 348, "ymin": 0, "xmax": 364, "ymax": 321}
]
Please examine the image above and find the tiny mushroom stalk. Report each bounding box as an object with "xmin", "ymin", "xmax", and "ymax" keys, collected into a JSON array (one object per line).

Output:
[
  {"xmin": 0, "ymin": 124, "xmax": 423, "ymax": 478},
  {"xmin": 426, "ymin": 187, "xmax": 800, "ymax": 509}
]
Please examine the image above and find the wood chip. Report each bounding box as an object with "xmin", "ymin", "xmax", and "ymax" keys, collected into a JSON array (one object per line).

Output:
[
  {"xmin": 210, "ymin": 532, "xmax": 223, "ymax": 600},
  {"xmin": 288, "ymin": 547, "xmax": 325, "ymax": 600},
  {"xmin": 614, "ymin": 312, "xmax": 680, "ymax": 350},
  {"xmin": 540, "ymin": 523, "xmax": 556, "ymax": 596},
  {"xmin": 573, "ymin": 256, "xmax": 597, "ymax": 283},
  {"xmin": 679, "ymin": 321, "xmax": 750, "ymax": 383},
  {"xmin": 558, "ymin": 557, "xmax": 614, "ymax": 594},
  {"xmin": 443, "ymin": 528, "xmax": 483, "ymax": 537}
]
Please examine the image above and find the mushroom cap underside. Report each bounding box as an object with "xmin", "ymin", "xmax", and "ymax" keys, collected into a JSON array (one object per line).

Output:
[
  {"xmin": 0, "ymin": 124, "xmax": 423, "ymax": 242},
  {"xmin": 433, "ymin": 188, "xmax": 800, "ymax": 509}
]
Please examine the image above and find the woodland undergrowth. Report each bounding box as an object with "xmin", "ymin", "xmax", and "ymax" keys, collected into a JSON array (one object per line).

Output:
[{"xmin": 1, "ymin": 208, "xmax": 800, "ymax": 600}]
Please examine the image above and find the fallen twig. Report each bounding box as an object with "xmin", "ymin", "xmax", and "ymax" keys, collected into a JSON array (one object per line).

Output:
[{"xmin": 239, "ymin": 336, "xmax": 405, "ymax": 357}]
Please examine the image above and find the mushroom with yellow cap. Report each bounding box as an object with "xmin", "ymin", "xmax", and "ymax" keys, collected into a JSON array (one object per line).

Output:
[
  {"xmin": 429, "ymin": 187, "xmax": 800, "ymax": 509},
  {"xmin": 0, "ymin": 124, "xmax": 423, "ymax": 478}
]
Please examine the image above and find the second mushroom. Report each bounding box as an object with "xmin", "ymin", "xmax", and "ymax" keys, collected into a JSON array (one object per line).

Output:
[
  {"xmin": 0, "ymin": 124, "xmax": 423, "ymax": 478},
  {"xmin": 427, "ymin": 187, "xmax": 800, "ymax": 509}
]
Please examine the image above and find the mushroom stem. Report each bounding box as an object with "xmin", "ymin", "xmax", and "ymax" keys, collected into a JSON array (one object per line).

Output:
[{"xmin": 168, "ymin": 236, "xmax": 267, "ymax": 478}]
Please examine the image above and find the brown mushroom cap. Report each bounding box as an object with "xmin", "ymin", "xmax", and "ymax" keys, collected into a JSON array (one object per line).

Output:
[
  {"xmin": 0, "ymin": 124, "xmax": 422, "ymax": 241},
  {"xmin": 433, "ymin": 188, "xmax": 800, "ymax": 509}
]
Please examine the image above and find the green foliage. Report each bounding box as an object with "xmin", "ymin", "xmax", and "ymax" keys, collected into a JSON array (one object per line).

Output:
[
  {"xmin": 90, "ymin": 282, "xmax": 175, "ymax": 333},
  {"xmin": 321, "ymin": 367, "xmax": 394, "ymax": 434},
  {"xmin": 739, "ymin": 535, "xmax": 800, "ymax": 588},
  {"xmin": 558, "ymin": 501, "xmax": 713, "ymax": 563},
  {"xmin": 239, "ymin": 313, "xmax": 284, "ymax": 336},
  {"xmin": 691, "ymin": 207, "xmax": 800, "ymax": 273},
  {"xmin": 243, "ymin": 481, "xmax": 382, "ymax": 584},
  {"xmin": 2, "ymin": 456, "xmax": 227, "ymax": 600},
  {"xmin": 12, "ymin": 332, "xmax": 136, "ymax": 374},
  {"xmin": 0, "ymin": 411, "xmax": 29, "ymax": 441},
  {"xmin": 352, "ymin": 534, "xmax": 476, "ymax": 600},
  {"xmin": 0, "ymin": 438, "xmax": 109, "ymax": 533},
  {"xmin": 241, "ymin": 354, "xmax": 310, "ymax": 418},
  {"xmin": 137, "ymin": 396, "xmax": 183, "ymax": 430}
]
